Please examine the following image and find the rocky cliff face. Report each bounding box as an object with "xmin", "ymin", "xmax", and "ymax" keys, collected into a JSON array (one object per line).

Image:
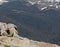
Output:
[{"xmin": 0, "ymin": 22, "xmax": 59, "ymax": 47}]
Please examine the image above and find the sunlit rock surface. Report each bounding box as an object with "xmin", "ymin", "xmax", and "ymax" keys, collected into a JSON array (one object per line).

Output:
[
  {"xmin": 0, "ymin": 22, "xmax": 59, "ymax": 47},
  {"xmin": 0, "ymin": 36, "xmax": 59, "ymax": 47}
]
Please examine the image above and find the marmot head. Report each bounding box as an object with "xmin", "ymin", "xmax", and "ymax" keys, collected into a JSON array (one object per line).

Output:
[{"xmin": 0, "ymin": 22, "xmax": 18, "ymax": 37}]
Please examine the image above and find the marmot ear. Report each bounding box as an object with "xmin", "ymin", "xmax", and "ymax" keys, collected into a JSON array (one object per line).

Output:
[{"xmin": 14, "ymin": 26, "xmax": 17, "ymax": 30}]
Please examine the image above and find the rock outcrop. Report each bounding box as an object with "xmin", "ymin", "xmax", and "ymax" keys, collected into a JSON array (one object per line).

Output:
[{"xmin": 0, "ymin": 22, "xmax": 59, "ymax": 47}]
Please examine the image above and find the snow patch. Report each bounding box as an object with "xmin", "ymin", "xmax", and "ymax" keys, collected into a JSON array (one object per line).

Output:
[
  {"xmin": 0, "ymin": 0, "xmax": 8, "ymax": 5},
  {"xmin": 41, "ymin": 7, "xmax": 47, "ymax": 10},
  {"xmin": 28, "ymin": 1, "xmax": 36, "ymax": 5}
]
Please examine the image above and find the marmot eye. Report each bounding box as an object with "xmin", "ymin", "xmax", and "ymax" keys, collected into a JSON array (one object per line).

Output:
[
  {"xmin": 0, "ymin": 32, "xmax": 1, "ymax": 36},
  {"xmin": 6, "ymin": 30, "xmax": 10, "ymax": 34}
]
